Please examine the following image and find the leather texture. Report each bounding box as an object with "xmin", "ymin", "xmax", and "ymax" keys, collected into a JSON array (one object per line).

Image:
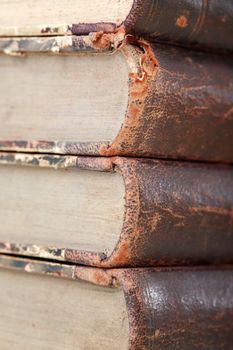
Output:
[
  {"xmin": 117, "ymin": 158, "xmax": 233, "ymax": 267},
  {"xmin": 0, "ymin": 153, "xmax": 232, "ymax": 267},
  {"xmin": 105, "ymin": 43, "xmax": 233, "ymax": 162},
  {"xmin": 67, "ymin": 157, "xmax": 233, "ymax": 267},
  {"xmin": 125, "ymin": 0, "xmax": 233, "ymax": 52},
  {"xmin": 121, "ymin": 267, "xmax": 233, "ymax": 350}
]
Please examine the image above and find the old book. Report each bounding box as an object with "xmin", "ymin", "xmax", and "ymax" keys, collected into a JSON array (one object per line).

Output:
[
  {"xmin": 0, "ymin": 35, "xmax": 232, "ymax": 162},
  {"xmin": 0, "ymin": 153, "xmax": 232, "ymax": 267},
  {"xmin": 0, "ymin": 255, "xmax": 232, "ymax": 350},
  {"xmin": 0, "ymin": 0, "xmax": 232, "ymax": 52}
]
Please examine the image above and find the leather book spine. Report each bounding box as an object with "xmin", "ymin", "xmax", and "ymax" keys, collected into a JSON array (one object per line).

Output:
[
  {"xmin": 66, "ymin": 157, "xmax": 233, "ymax": 267},
  {"xmin": 105, "ymin": 43, "xmax": 233, "ymax": 162},
  {"xmin": 124, "ymin": 0, "xmax": 233, "ymax": 52},
  {"xmin": 119, "ymin": 267, "xmax": 233, "ymax": 350}
]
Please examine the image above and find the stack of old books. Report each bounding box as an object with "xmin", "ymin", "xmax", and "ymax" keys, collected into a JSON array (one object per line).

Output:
[{"xmin": 0, "ymin": 1, "xmax": 232, "ymax": 349}]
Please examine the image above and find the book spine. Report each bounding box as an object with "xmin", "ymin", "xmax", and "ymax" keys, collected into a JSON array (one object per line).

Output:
[
  {"xmin": 66, "ymin": 157, "xmax": 233, "ymax": 267},
  {"xmin": 125, "ymin": 0, "xmax": 233, "ymax": 52},
  {"xmin": 120, "ymin": 268, "xmax": 233, "ymax": 350},
  {"xmin": 106, "ymin": 43, "xmax": 233, "ymax": 162}
]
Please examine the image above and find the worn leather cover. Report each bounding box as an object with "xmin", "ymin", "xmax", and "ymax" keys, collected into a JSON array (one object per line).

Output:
[
  {"xmin": 124, "ymin": 0, "xmax": 233, "ymax": 52},
  {"xmin": 120, "ymin": 267, "xmax": 233, "ymax": 350},
  {"xmin": 1, "ymin": 255, "xmax": 233, "ymax": 350},
  {"xmin": 104, "ymin": 43, "xmax": 233, "ymax": 162},
  {"xmin": 0, "ymin": 153, "xmax": 232, "ymax": 267},
  {"xmin": 0, "ymin": 36, "xmax": 232, "ymax": 163}
]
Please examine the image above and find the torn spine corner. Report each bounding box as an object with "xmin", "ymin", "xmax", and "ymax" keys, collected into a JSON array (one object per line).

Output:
[
  {"xmin": 127, "ymin": 36, "xmax": 158, "ymax": 81},
  {"xmin": 89, "ymin": 26, "xmax": 127, "ymax": 51}
]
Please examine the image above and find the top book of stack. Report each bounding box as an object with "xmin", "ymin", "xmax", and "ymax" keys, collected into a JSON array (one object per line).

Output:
[
  {"xmin": 0, "ymin": 0, "xmax": 232, "ymax": 163},
  {"xmin": 0, "ymin": 0, "xmax": 232, "ymax": 52}
]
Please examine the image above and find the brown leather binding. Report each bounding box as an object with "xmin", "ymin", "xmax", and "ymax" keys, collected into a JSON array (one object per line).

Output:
[
  {"xmin": 0, "ymin": 154, "xmax": 232, "ymax": 267},
  {"xmin": 66, "ymin": 157, "xmax": 233, "ymax": 267},
  {"xmin": 124, "ymin": 0, "xmax": 233, "ymax": 52},
  {"xmin": 104, "ymin": 43, "xmax": 233, "ymax": 162},
  {"xmin": 0, "ymin": 255, "xmax": 232, "ymax": 350},
  {"xmin": 120, "ymin": 267, "xmax": 233, "ymax": 350}
]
